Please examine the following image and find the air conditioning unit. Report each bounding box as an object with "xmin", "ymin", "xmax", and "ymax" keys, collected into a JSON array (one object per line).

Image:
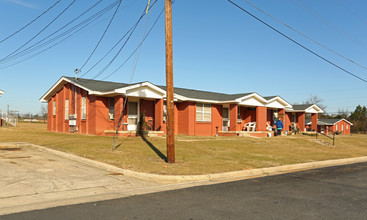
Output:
[{"xmin": 109, "ymin": 113, "xmax": 114, "ymax": 120}]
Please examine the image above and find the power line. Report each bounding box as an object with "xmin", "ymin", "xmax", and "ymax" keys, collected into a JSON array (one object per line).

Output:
[
  {"xmin": 91, "ymin": 0, "xmax": 159, "ymax": 79},
  {"xmin": 0, "ymin": 0, "xmax": 77, "ymax": 63},
  {"xmin": 77, "ymin": 0, "xmax": 123, "ymax": 75},
  {"xmin": 0, "ymin": 3, "xmax": 115, "ymax": 70},
  {"xmin": 101, "ymin": 7, "xmax": 165, "ymax": 80},
  {"xmin": 0, "ymin": 0, "xmax": 63, "ymax": 44},
  {"xmin": 242, "ymin": 0, "xmax": 367, "ymax": 72},
  {"xmin": 1, "ymin": 0, "xmax": 109, "ymax": 64},
  {"xmin": 291, "ymin": 0, "xmax": 367, "ymax": 51},
  {"xmin": 227, "ymin": 0, "xmax": 367, "ymax": 83},
  {"xmin": 336, "ymin": 0, "xmax": 367, "ymax": 26}
]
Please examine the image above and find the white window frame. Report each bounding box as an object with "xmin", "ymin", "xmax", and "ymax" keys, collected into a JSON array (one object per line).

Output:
[
  {"xmin": 109, "ymin": 97, "xmax": 115, "ymax": 120},
  {"xmin": 196, "ymin": 103, "xmax": 212, "ymax": 122},
  {"xmin": 81, "ymin": 97, "xmax": 87, "ymax": 120},
  {"xmin": 53, "ymin": 101, "xmax": 56, "ymax": 116},
  {"xmin": 237, "ymin": 106, "xmax": 242, "ymax": 123},
  {"xmin": 336, "ymin": 124, "xmax": 338, "ymax": 131},
  {"xmin": 65, "ymin": 99, "xmax": 69, "ymax": 120},
  {"xmin": 346, "ymin": 125, "xmax": 349, "ymax": 129},
  {"xmin": 342, "ymin": 125, "xmax": 344, "ymax": 131},
  {"xmin": 163, "ymin": 101, "xmax": 167, "ymax": 122}
]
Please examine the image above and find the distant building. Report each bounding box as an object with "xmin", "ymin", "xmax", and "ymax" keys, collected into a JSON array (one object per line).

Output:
[{"xmin": 306, "ymin": 118, "xmax": 353, "ymax": 135}]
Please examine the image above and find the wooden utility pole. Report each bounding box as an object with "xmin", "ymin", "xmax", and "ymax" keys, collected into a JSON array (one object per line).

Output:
[{"xmin": 165, "ymin": 0, "xmax": 175, "ymax": 163}]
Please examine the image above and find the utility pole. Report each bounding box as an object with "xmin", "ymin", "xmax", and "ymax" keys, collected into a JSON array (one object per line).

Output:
[{"xmin": 165, "ymin": 0, "xmax": 175, "ymax": 163}]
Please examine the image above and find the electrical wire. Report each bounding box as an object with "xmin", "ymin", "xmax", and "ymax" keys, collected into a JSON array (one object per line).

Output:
[
  {"xmin": 291, "ymin": 0, "xmax": 367, "ymax": 51},
  {"xmin": 77, "ymin": 0, "xmax": 123, "ymax": 75},
  {"xmin": 0, "ymin": 1, "xmax": 120, "ymax": 69},
  {"xmin": 113, "ymin": 6, "xmax": 154, "ymax": 150},
  {"xmin": 90, "ymin": 0, "xmax": 159, "ymax": 79},
  {"xmin": 0, "ymin": 4, "xmax": 114, "ymax": 69},
  {"xmin": 0, "ymin": 0, "xmax": 77, "ymax": 63},
  {"xmin": 242, "ymin": 0, "xmax": 367, "ymax": 72},
  {"xmin": 101, "ymin": 7, "xmax": 164, "ymax": 81},
  {"xmin": 1, "ymin": 0, "xmax": 110, "ymax": 64},
  {"xmin": 336, "ymin": 0, "xmax": 367, "ymax": 26},
  {"xmin": 0, "ymin": 0, "xmax": 63, "ymax": 44},
  {"xmin": 227, "ymin": 0, "xmax": 367, "ymax": 83}
]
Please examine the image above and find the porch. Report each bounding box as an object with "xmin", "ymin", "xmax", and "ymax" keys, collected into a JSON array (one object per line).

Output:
[{"xmin": 218, "ymin": 130, "xmax": 272, "ymax": 137}]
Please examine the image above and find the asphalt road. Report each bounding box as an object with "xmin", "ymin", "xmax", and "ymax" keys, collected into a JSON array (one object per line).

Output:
[{"xmin": 2, "ymin": 162, "xmax": 367, "ymax": 220}]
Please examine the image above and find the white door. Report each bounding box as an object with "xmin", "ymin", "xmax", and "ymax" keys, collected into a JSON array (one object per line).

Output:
[
  {"xmin": 127, "ymin": 102, "xmax": 139, "ymax": 131},
  {"xmin": 223, "ymin": 107, "xmax": 229, "ymax": 131}
]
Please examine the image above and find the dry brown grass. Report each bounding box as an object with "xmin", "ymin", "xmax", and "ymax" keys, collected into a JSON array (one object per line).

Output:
[{"xmin": 1, "ymin": 122, "xmax": 367, "ymax": 175}]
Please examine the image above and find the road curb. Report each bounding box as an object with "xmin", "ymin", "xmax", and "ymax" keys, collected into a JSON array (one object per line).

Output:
[{"xmin": 4, "ymin": 142, "xmax": 367, "ymax": 183}]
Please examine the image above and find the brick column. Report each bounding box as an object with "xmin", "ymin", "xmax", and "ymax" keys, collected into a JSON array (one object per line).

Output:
[
  {"xmin": 229, "ymin": 104, "xmax": 238, "ymax": 131},
  {"xmin": 297, "ymin": 112, "xmax": 306, "ymax": 132},
  {"xmin": 256, "ymin": 106, "xmax": 267, "ymax": 131},
  {"xmin": 154, "ymin": 99, "xmax": 163, "ymax": 131},
  {"xmin": 285, "ymin": 112, "xmax": 291, "ymax": 132},
  {"xmin": 311, "ymin": 113, "xmax": 318, "ymax": 132}
]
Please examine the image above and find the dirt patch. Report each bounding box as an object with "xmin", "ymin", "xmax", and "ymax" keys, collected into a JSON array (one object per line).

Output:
[
  {"xmin": 0, "ymin": 147, "xmax": 22, "ymax": 151},
  {"xmin": 107, "ymin": 172, "xmax": 125, "ymax": 176}
]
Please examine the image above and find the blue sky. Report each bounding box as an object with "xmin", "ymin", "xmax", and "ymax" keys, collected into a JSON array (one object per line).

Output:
[{"xmin": 0, "ymin": 0, "xmax": 366, "ymax": 115}]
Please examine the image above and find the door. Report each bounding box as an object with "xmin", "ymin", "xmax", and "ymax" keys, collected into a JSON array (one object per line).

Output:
[
  {"xmin": 223, "ymin": 107, "xmax": 229, "ymax": 131},
  {"xmin": 127, "ymin": 102, "xmax": 139, "ymax": 131},
  {"xmin": 321, "ymin": 125, "xmax": 325, "ymax": 134}
]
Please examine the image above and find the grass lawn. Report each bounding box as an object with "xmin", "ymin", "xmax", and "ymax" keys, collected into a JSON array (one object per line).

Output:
[{"xmin": 1, "ymin": 122, "xmax": 367, "ymax": 175}]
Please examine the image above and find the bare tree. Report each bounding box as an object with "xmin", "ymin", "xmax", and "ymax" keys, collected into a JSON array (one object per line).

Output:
[
  {"xmin": 303, "ymin": 94, "xmax": 327, "ymax": 111},
  {"xmin": 40, "ymin": 104, "xmax": 47, "ymax": 123}
]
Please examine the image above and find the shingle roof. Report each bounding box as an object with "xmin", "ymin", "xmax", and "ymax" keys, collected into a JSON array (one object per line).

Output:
[
  {"xmin": 263, "ymin": 96, "xmax": 278, "ymax": 100},
  {"xmin": 65, "ymin": 76, "xmax": 130, "ymax": 92},
  {"xmin": 292, "ymin": 104, "xmax": 314, "ymax": 111},
  {"xmin": 157, "ymin": 85, "xmax": 252, "ymax": 101},
  {"xmin": 65, "ymin": 77, "xmax": 255, "ymax": 101},
  {"xmin": 306, "ymin": 118, "xmax": 351, "ymax": 125}
]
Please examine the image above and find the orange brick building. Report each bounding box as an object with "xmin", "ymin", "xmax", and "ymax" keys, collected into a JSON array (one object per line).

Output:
[
  {"xmin": 306, "ymin": 118, "xmax": 353, "ymax": 135},
  {"xmin": 40, "ymin": 76, "xmax": 325, "ymax": 137}
]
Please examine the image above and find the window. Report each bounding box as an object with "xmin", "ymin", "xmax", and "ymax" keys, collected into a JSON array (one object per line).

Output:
[
  {"xmin": 163, "ymin": 101, "xmax": 167, "ymax": 121},
  {"xmin": 109, "ymin": 97, "xmax": 115, "ymax": 120},
  {"xmin": 342, "ymin": 125, "xmax": 344, "ymax": 131},
  {"xmin": 347, "ymin": 125, "xmax": 349, "ymax": 129},
  {"xmin": 237, "ymin": 106, "xmax": 242, "ymax": 123},
  {"xmin": 336, "ymin": 124, "xmax": 338, "ymax": 131},
  {"xmin": 196, "ymin": 103, "xmax": 211, "ymax": 122},
  {"xmin": 65, "ymin": 99, "xmax": 69, "ymax": 120},
  {"xmin": 53, "ymin": 101, "xmax": 56, "ymax": 116},
  {"xmin": 81, "ymin": 97, "xmax": 87, "ymax": 120}
]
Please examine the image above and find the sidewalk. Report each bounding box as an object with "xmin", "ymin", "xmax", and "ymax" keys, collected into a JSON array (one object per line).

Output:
[{"xmin": 1, "ymin": 142, "xmax": 367, "ymax": 215}]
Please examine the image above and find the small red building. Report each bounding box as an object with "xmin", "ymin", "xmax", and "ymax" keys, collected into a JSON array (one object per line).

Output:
[
  {"xmin": 40, "ymin": 76, "xmax": 324, "ymax": 137},
  {"xmin": 306, "ymin": 118, "xmax": 353, "ymax": 135}
]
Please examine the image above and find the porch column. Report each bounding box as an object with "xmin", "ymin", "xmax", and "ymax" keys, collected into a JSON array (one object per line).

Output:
[
  {"xmin": 285, "ymin": 112, "xmax": 291, "ymax": 132},
  {"xmin": 114, "ymin": 95, "xmax": 124, "ymax": 130},
  {"xmin": 279, "ymin": 109, "xmax": 286, "ymax": 131},
  {"xmin": 256, "ymin": 106, "xmax": 267, "ymax": 131},
  {"xmin": 311, "ymin": 113, "xmax": 318, "ymax": 132},
  {"xmin": 297, "ymin": 112, "xmax": 306, "ymax": 132},
  {"xmin": 229, "ymin": 104, "xmax": 238, "ymax": 131},
  {"xmin": 154, "ymin": 99, "xmax": 163, "ymax": 131}
]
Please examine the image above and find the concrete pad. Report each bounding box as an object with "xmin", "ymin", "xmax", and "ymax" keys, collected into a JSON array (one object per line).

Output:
[{"xmin": 0, "ymin": 143, "xmax": 167, "ymax": 215}]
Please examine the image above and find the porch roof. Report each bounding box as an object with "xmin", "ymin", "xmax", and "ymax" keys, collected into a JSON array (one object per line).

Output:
[{"xmin": 287, "ymin": 104, "xmax": 324, "ymax": 114}]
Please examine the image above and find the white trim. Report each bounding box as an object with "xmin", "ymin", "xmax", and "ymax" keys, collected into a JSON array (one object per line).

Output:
[{"xmin": 286, "ymin": 104, "xmax": 324, "ymax": 114}]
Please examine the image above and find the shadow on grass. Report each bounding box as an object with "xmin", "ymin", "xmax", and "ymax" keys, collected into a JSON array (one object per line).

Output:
[{"xmin": 140, "ymin": 135, "xmax": 167, "ymax": 162}]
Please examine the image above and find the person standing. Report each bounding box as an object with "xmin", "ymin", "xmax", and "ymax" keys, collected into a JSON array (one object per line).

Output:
[{"xmin": 275, "ymin": 118, "xmax": 284, "ymax": 136}]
